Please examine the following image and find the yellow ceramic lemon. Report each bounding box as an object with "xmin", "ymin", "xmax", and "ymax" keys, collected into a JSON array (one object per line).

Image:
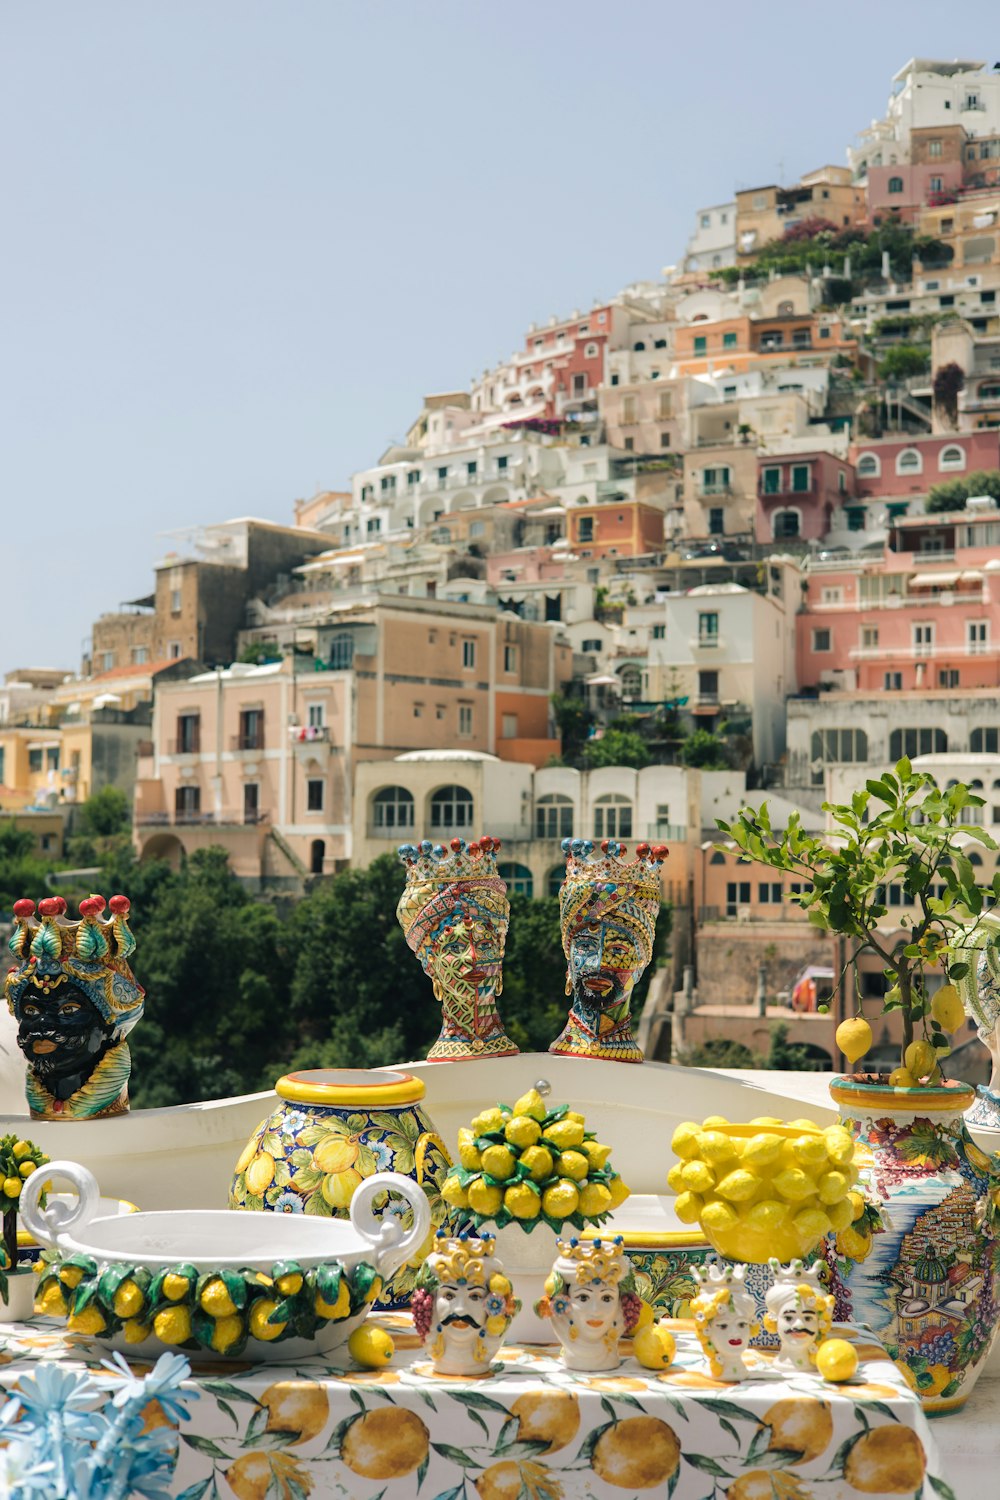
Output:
[
  {"xmin": 520, "ymin": 1145, "xmax": 554, "ymax": 1181},
  {"xmin": 314, "ymin": 1281, "xmax": 351, "ymax": 1320},
  {"xmin": 815, "ymin": 1338, "xmax": 859, "ymax": 1382},
  {"xmin": 556, "ymin": 1150, "xmax": 589, "ymax": 1182},
  {"xmin": 153, "ymin": 1306, "xmax": 193, "ymax": 1345},
  {"xmin": 211, "ymin": 1315, "xmax": 244, "ymax": 1354},
  {"xmin": 200, "ymin": 1278, "xmax": 238, "ymax": 1318},
  {"xmin": 457, "ymin": 1128, "xmax": 482, "ymax": 1170},
  {"xmin": 545, "ymin": 1118, "xmax": 584, "ymax": 1150},
  {"xmin": 481, "ymin": 1144, "xmax": 516, "ymax": 1180},
  {"xmin": 504, "ymin": 1183, "xmax": 541, "ymax": 1220},
  {"xmin": 512, "ymin": 1089, "xmax": 547, "ymax": 1122},
  {"xmin": 467, "ymin": 1180, "xmax": 503, "ymax": 1217},
  {"xmin": 633, "ymin": 1324, "xmax": 676, "ymax": 1370},
  {"xmin": 113, "ymin": 1279, "xmax": 145, "ymax": 1319},
  {"xmin": 68, "ymin": 1305, "xmax": 107, "ymax": 1336},
  {"xmin": 472, "ymin": 1107, "xmax": 507, "ymax": 1136},
  {"xmin": 250, "ymin": 1299, "xmax": 287, "ymax": 1341},
  {"xmin": 577, "ymin": 1182, "xmax": 612, "ymax": 1217},
  {"xmin": 504, "ymin": 1115, "xmax": 541, "ymax": 1149},
  {"xmin": 348, "ymin": 1324, "xmax": 394, "ymax": 1368},
  {"xmin": 542, "ymin": 1181, "xmax": 579, "ymax": 1218}
]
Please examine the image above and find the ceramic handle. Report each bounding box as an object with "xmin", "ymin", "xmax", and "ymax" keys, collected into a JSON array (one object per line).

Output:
[
  {"xmin": 349, "ymin": 1171, "xmax": 431, "ymax": 1281},
  {"xmin": 18, "ymin": 1160, "xmax": 101, "ymax": 1251}
]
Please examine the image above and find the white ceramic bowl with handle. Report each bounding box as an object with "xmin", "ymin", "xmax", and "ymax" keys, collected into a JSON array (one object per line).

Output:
[{"xmin": 20, "ymin": 1159, "xmax": 430, "ymax": 1360}]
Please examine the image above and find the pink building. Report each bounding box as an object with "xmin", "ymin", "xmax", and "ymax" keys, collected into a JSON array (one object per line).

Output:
[
  {"xmin": 798, "ymin": 505, "xmax": 1000, "ymax": 694},
  {"xmin": 868, "ymin": 162, "xmax": 964, "ymax": 222},
  {"xmin": 851, "ymin": 432, "xmax": 1000, "ymax": 502},
  {"xmin": 755, "ymin": 451, "xmax": 856, "ymax": 542}
]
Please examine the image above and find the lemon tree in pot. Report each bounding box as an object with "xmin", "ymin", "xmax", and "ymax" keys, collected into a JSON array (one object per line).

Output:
[{"xmin": 720, "ymin": 760, "xmax": 1000, "ymax": 1411}]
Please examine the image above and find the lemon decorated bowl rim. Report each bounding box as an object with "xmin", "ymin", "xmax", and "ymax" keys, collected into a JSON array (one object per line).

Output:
[{"xmin": 275, "ymin": 1068, "xmax": 425, "ymax": 1107}]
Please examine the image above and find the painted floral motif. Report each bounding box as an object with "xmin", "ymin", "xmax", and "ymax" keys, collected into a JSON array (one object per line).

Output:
[
  {"xmin": 0, "ymin": 1314, "xmax": 954, "ymax": 1500},
  {"xmin": 230, "ymin": 1100, "xmax": 452, "ymax": 1308},
  {"xmin": 832, "ymin": 1088, "xmax": 1000, "ymax": 1411}
]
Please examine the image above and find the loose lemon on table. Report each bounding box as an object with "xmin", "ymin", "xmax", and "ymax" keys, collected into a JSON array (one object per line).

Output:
[
  {"xmin": 815, "ymin": 1338, "xmax": 859, "ymax": 1382},
  {"xmin": 836, "ymin": 1016, "xmax": 872, "ymax": 1064},
  {"xmin": 633, "ymin": 1324, "xmax": 676, "ymax": 1370},
  {"xmin": 349, "ymin": 1324, "xmax": 394, "ymax": 1368},
  {"xmin": 931, "ymin": 984, "xmax": 965, "ymax": 1033},
  {"xmin": 633, "ymin": 1300, "xmax": 655, "ymax": 1331},
  {"xmin": 904, "ymin": 1039, "xmax": 936, "ymax": 1079}
]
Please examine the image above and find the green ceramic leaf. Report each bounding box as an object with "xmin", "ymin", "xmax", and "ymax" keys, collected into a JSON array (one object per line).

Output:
[
  {"xmin": 314, "ymin": 1264, "xmax": 343, "ymax": 1303},
  {"xmin": 271, "ymin": 1157, "xmax": 292, "ymax": 1188}
]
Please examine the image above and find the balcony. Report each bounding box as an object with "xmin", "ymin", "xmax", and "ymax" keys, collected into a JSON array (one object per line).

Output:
[
  {"xmin": 697, "ymin": 691, "xmax": 721, "ymax": 707},
  {"xmin": 848, "ymin": 641, "xmax": 998, "ymax": 660},
  {"xmin": 168, "ymin": 738, "xmax": 201, "ymax": 756},
  {"xmin": 289, "ymin": 725, "xmax": 330, "ymax": 744},
  {"xmin": 137, "ymin": 810, "xmax": 271, "ymax": 828},
  {"xmin": 231, "ymin": 734, "xmax": 266, "ymax": 753},
  {"xmin": 689, "ymin": 635, "xmax": 724, "ymax": 652}
]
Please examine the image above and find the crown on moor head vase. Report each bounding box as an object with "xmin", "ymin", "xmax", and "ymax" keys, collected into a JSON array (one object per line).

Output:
[
  {"xmin": 5, "ymin": 895, "xmax": 144, "ymax": 1119},
  {"xmin": 397, "ymin": 836, "xmax": 518, "ymax": 1061},
  {"xmin": 550, "ymin": 837, "xmax": 667, "ymax": 1063}
]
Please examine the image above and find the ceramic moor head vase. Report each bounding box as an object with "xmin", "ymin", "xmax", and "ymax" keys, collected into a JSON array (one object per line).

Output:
[
  {"xmin": 396, "ymin": 836, "xmax": 517, "ymax": 1060},
  {"xmin": 23, "ymin": 1160, "xmax": 430, "ymax": 1361},
  {"xmin": 828, "ymin": 1075, "xmax": 1000, "ymax": 1413},
  {"xmin": 764, "ymin": 1258, "xmax": 835, "ymax": 1372},
  {"xmin": 230, "ymin": 1068, "xmax": 453, "ymax": 1310},
  {"xmin": 5, "ymin": 896, "xmax": 144, "ymax": 1120},
  {"xmin": 412, "ymin": 1230, "xmax": 519, "ymax": 1376},
  {"xmin": 550, "ymin": 838, "xmax": 667, "ymax": 1063},
  {"xmin": 535, "ymin": 1235, "xmax": 641, "ymax": 1372}
]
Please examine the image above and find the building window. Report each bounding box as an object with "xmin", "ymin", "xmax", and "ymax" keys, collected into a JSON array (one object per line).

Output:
[
  {"xmin": 971, "ymin": 728, "xmax": 1000, "ymax": 753},
  {"xmin": 243, "ymin": 782, "xmax": 260, "ymax": 824},
  {"xmin": 306, "ymin": 779, "xmax": 324, "ymax": 812},
  {"xmin": 701, "ymin": 213, "xmax": 711, "ymax": 228},
  {"xmin": 702, "ymin": 466, "xmax": 730, "ymax": 494},
  {"xmin": 238, "ymin": 709, "xmax": 264, "ymax": 751},
  {"xmin": 372, "ymin": 785, "xmax": 414, "ymax": 830},
  {"xmin": 846, "ymin": 508, "xmax": 866, "ymax": 531},
  {"xmin": 758, "ymin": 882, "xmax": 783, "ymax": 903},
  {"xmin": 28, "ymin": 749, "xmax": 43, "ymax": 772},
  {"xmin": 413, "ymin": 703, "xmax": 423, "ymax": 719},
  {"xmin": 536, "ymin": 794, "xmax": 574, "ymax": 840},
  {"xmin": 939, "ymin": 445, "xmax": 966, "ymax": 470},
  {"xmin": 888, "ymin": 176, "xmax": 904, "ymax": 194},
  {"xmin": 594, "ymin": 794, "xmax": 632, "ymax": 840},
  {"xmin": 896, "ymin": 448, "xmax": 923, "ymax": 475},
  {"xmin": 856, "ymin": 453, "xmax": 880, "ymax": 477},
  {"xmin": 578, "ymin": 516, "xmax": 594, "ymax": 542},
  {"xmin": 462, "ymin": 640, "xmax": 476, "ymax": 668},
  {"xmin": 572, "ymin": 374, "xmax": 587, "ymax": 395},
  {"xmin": 810, "ymin": 728, "xmax": 868, "ymax": 785},
  {"xmin": 913, "ymin": 622, "xmax": 935, "ymax": 649},
  {"xmin": 698, "ymin": 669, "xmax": 719, "ymax": 704},
  {"xmin": 693, "ymin": 336, "xmax": 707, "ymax": 355},
  {"xmin": 502, "ymin": 713, "xmax": 518, "ymax": 738},
  {"xmin": 930, "ymin": 176, "xmax": 943, "ymax": 194},
  {"xmin": 652, "ymin": 623, "xmax": 666, "ymax": 639},
  {"xmin": 176, "ymin": 713, "xmax": 200, "ymax": 754},
  {"xmin": 101, "ymin": 652, "xmax": 115, "ymax": 672},
  {"xmin": 623, "ymin": 437, "xmax": 634, "ymax": 451},
  {"xmin": 861, "ymin": 625, "xmax": 879, "ymax": 650},
  {"xmin": 723, "ymin": 332, "xmax": 737, "ymax": 349},
  {"xmin": 698, "ymin": 611, "xmax": 719, "ymax": 645},
  {"xmin": 928, "ymin": 139, "xmax": 942, "ymax": 158},
  {"xmin": 708, "ymin": 508, "xmax": 725, "ymax": 535},
  {"xmin": 458, "ymin": 705, "xmax": 473, "ymax": 737},
  {"xmin": 969, "ymin": 620, "xmax": 990, "ymax": 652},
  {"xmin": 884, "ymin": 672, "xmax": 903, "ymax": 690},
  {"xmin": 174, "ymin": 785, "xmax": 201, "ymax": 821},
  {"xmin": 366, "ymin": 518, "xmax": 381, "ymax": 534},
  {"xmin": 658, "ymin": 390, "xmax": 672, "ymax": 419},
  {"xmin": 726, "ymin": 881, "xmax": 752, "ymax": 916},
  {"xmin": 430, "ymin": 785, "xmax": 473, "ymax": 830},
  {"xmin": 762, "ymin": 467, "xmax": 781, "ymax": 494},
  {"xmin": 498, "ymin": 862, "xmax": 533, "ymax": 896},
  {"xmin": 791, "ymin": 464, "xmax": 810, "ymax": 492},
  {"xmin": 584, "ymin": 342, "xmax": 598, "ymax": 358},
  {"xmin": 660, "ymin": 431, "xmax": 671, "ymax": 448},
  {"xmin": 131, "ymin": 646, "xmax": 148, "ymax": 665},
  {"xmin": 939, "ymin": 669, "xmax": 960, "ymax": 687},
  {"xmin": 407, "ymin": 469, "xmax": 421, "ymax": 485},
  {"xmin": 773, "ymin": 510, "xmax": 800, "ymax": 539},
  {"xmin": 168, "ymin": 641, "xmax": 182, "ymax": 660},
  {"xmin": 811, "ymin": 628, "xmax": 832, "ymax": 652},
  {"xmin": 889, "ymin": 728, "xmax": 948, "ymax": 758},
  {"xmin": 170, "ymin": 589, "xmax": 182, "ymax": 614},
  {"xmin": 307, "ymin": 703, "xmax": 325, "ymax": 729},
  {"xmin": 503, "ymin": 644, "xmax": 517, "ymax": 672},
  {"xmin": 582, "ymin": 638, "xmax": 602, "ymax": 653}
]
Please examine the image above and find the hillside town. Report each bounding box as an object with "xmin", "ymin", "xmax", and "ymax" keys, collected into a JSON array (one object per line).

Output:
[{"xmin": 5, "ymin": 55, "xmax": 1000, "ymax": 1074}]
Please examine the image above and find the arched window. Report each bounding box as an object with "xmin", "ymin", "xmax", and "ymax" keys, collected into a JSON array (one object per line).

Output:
[
  {"xmin": 772, "ymin": 509, "xmax": 800, "ymax": 539},
  {"xmin": 888, "ymin": 728, "xmax": 947, "ymax": 758},
  {"xmin": 970, "ymin": 728, "xmax": 1000, "ymax": 753},
  {"xmin": 633, "ymin": 341, "xmax": 646, "ymax": 351},
  {"xmin": 938, "ymin": 445, "xmax": 966, "ymax": 471},
  {"xmin": 888, "ymin": 176, "xmax": 904, "ymax": 194},
  {"xmin": 710, "ymin": 849, "xmax": 727, "ymax": 865},
  {"xmin": 584, "ymin": 342, "xmax": 598, "ymax": 358},
  {"xmin": 547, "ymin": 864, "xmax": 566, "ymax": 898},
  {"xmin": 856, "ymin": 453, "xmax": 880, "ymax": 477},
  {"xmin": 969, "ymin": 851, "xmax": 983, "ymax": 866},
  {"xmin": 310, "ymin": 839, "xmax": 325, "ymax": 875},
  {"xmin": 594, "ymin": 794, "xmax": 632, "ymax": 840},
  {"xmin": 896, "ymin": 448, "xmax": 922, "ymax": 475},
  {"xmin": 371, "ymin": 786, "xmax": 415, "ymax": 831},
  {"xmin": 618, "ymin": 664, "xmax": 642, "ymax": 699},
  {"xmin": 536, "ymin": 794, "xmax": 574, "ymax": 840},
  {"xmin": 430, "ymin": 785, "xmax": 473, "ymax": 830},
  {"xmin": 499, "ymin": 862, "xmax": 533, "ymax": 897}
]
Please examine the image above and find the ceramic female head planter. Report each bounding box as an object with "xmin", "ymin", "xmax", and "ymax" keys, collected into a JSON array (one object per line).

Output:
[
  {"xmin": 764, "ymin": 1259, "xmax": 835, "ymax": 1372},
  {"xmin": 691, "ymin": 1262, "xmax": 758, "ymax": 1381},
  {"xmin": 551, "ymin": 838, "xmax": 666, "ymax": 1063},
  {"xmin": 5, "ymin": 896, "xmax": 144, "ymax": 1119},
  {"xmin": 397, "ymin": 837, "xmax": 518, "ymax": 1060},
  {"xmin": 535, "ymin": 1236, "xmax": 641, "ymax": 1371},
  {"xmin": 411, "ymin": 1230, "xmax": 519, "ymax": 1376}
]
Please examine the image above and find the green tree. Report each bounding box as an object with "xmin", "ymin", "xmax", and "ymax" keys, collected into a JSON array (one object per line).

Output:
[
  {"xmin": 550, "ymin": 693, "xmax": 592, "ymax": 764},
  {"xmin": 927, "ymin": 468, "xmax": 1000, "ymax": 514},
  {"xmin": 581, "ymin": 728, "xmax": 651, "ymax": 771},
  {"xmin": 680, "ymin": 729, "xmax": 729, "ymax": 769},
  {"xmin": 500, "ymin": 893, "xmax": 571, "ymax": 1051},
  {"xmin": 678, "ymin": 1038, "xmax": 759, "ymax": 1068},
  {"xmin": 78, "ymin": 787, "xmax": 130, "ymax": 838},
  {"xmin": 766, "ymin": 1022, "xmax": 826, "ymax": 1072},
  {"xmin": 877, "ymin": 344, "xmax": 930, "ymax": 382},
  {"xmin": 0, "ymin": 822, "xmax": 56, "ymax": 910}
]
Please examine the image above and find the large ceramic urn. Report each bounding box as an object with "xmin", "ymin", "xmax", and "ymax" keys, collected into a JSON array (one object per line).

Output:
[
  {"xmin": 230, "ymin": 1069, "xmax": 452, "ymax": 1308},
  {"xmin": 829, "ymin": 1076, "xmax": 1000, "ymax": 1413}
]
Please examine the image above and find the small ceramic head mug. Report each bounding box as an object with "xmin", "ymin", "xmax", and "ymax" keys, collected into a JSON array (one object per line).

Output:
[
  {"xmin": 690, "ymin": 1261, "xmax": 759, "ymax": 1381},
  {"xmin": 411, "ymin": 1229, "xmax": 519, "ymax": 1377},
  {"xmin": 535, "ymin": 1235, "xmax": 641, "ymax": 1372},
  {"xmin": 764, "ymin": 1258, "xmax": 835, "ymax": 1372}
]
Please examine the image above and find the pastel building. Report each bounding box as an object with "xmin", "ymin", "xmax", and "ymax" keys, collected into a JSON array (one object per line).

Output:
[
  {"xmin": 683, "ymin": 203, "xmax": 737, "ymax": 273},
  {"xmin": 756, "ymin": 451, "xmax": 856, "ymax": 543}
]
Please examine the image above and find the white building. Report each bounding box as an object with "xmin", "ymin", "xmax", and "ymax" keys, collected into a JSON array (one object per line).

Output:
[
  {"xmin": 683, "ymin": 202, "xmax": 738, "ymax": 273},
  {"xmin": 850, "ymin": 59, "xmax": 1000, "ymax": 182}
]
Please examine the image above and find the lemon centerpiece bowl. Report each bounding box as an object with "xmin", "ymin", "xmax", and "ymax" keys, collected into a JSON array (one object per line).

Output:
[
  {"xmin": 20, "ymin": 1159, "xmax": 429, "ymax": 1362},
  {"xmin": 667, "ymin": 1117, "xmax": 860, "ymax": 1264}
]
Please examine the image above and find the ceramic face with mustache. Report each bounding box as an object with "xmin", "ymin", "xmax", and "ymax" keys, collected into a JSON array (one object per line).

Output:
[
  {"xmin": 430, "ymin": 1280, "xmax": 493, "ymax": 1375},
  {"xmin": 13, "ymin": 984, "xmax": 114, "ymax": 1102}
]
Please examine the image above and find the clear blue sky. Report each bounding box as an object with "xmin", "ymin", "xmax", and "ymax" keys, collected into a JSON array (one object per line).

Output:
[{"xmin": 2, "ymin": 2, "xmax": 997, "ymax": 676}]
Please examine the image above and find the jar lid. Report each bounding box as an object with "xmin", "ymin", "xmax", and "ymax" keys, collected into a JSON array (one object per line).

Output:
[{"xmin": 275, "ymin": 1068, "xmax": 425, "ymax": 1107}]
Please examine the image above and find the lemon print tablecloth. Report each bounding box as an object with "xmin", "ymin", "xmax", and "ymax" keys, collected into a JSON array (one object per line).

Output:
[{"xmin": 0, "ymin": 1314, "xmax": 952, "ymax": 1498}]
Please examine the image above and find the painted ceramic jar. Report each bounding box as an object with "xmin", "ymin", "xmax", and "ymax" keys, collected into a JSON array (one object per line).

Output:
[
  {"xmin": 230, "ymin": 1069, "xmax": 452, "ymax": 1309},
  {"xmin": 829, "ymin": 1076, "xmax": 1000, "ymax": 1413}
]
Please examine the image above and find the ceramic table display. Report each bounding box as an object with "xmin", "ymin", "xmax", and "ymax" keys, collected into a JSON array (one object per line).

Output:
[
  {"xmin": 230, "ymin": 1068, "xmax": 452, "ymax": 1309},
  {"xmin": 411, "ymin": 1229, "xmax": 519, "ymax": 1376},
  {"xmin": 763, "ymin": 1258, "xmax": 835, "ymax": 1372},
  {"xmin": 550, "ymin": 837, "xmax": 667, "ymax": 1063},
  {"xmin": 0, "ymin": 1132, "xmax": 50, "ymax": 1321},
  {"xmin": 534, "ymin": 1234, "xmax": 641, "ymax": 1372},
  {"xmin": 4, "ymin": 894, "xmax": 144, "ymax": 1119},
  {"xmin": 667, "ymin": 1113, "xmax": 861, "ymax": 1263},
  {"xmin": 442, "ymin": 1084, "xmax": 630, "ymax": 1342},
  {"xmin": 396, "ymin": 836, "xmax": 518, "ymax": 1060},
  {"xmin": 20, "ymin": 1158, "xmax": 430, "ymax": 1361},
  {"xmin": 958, "ymin": 927, "xmax": 1000, "ymax": 1128},
  {"xmin": 690, "ymin": 1262, "xmax": 759, "ymax": 1382}
]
